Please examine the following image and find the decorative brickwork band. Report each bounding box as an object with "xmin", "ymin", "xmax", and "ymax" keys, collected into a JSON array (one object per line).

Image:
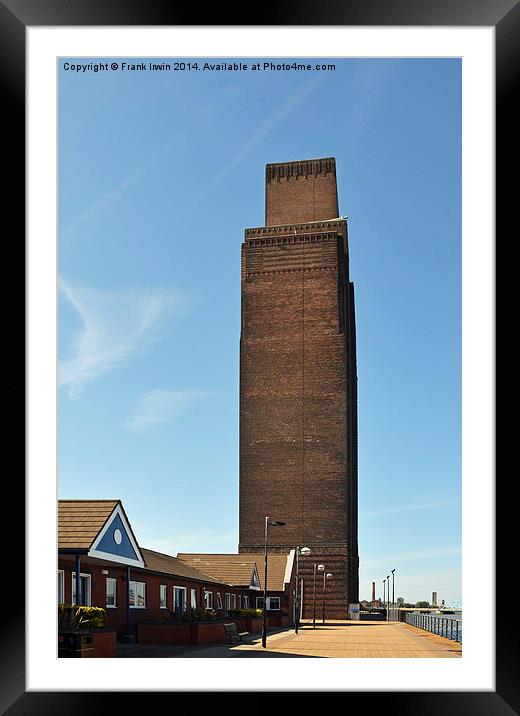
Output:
[
  {"xmin": 245, "ymin": 219, "xmax": 345, "ymax": 239},
  {"xmin": 266, "ymin": 158, "xmax": 336, "ymax": 182}
]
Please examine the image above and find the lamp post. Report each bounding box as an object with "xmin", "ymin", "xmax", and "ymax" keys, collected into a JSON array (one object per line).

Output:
[
  {"xmin": 322, "ymin": 572, "xmax": 333, "ymax": 624},
  {"xmin": 383, "ymin": 578, "xmax": 386, "ymax": 614},
  {"xmin": 294, "ymin": 546, "xmax": 310, "ymax": 634},
  {"xmin": 262, "ymin": 517, "xmax": 286, "ymax": 648},
  {"xmin": 391, "ymin": 569, "xmax": 395, "ymax": 621},
  {"xmin": 387, "ymin": 575, "xmax": 390, "ymax": 621},
  {"xmin": 313, "ymin": 564, "xmax": 325, "ymax": 628}
]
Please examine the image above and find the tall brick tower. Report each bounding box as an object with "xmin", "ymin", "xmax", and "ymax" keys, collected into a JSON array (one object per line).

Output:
[{"xmin": 239, "ymin": 157, "xmax": 359, "ymax": 618}]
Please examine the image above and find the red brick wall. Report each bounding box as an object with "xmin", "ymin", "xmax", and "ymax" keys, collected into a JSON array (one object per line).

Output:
[
  {"xmin": 265, "ymin": 159, "xmax": 339, "ymax": 226},
  {"xmin": 58, "ymin": 559, "xmax": 250, "ymax": 637},
  {"xmin": 239, "ymin": 231, "xmax": 351, "ymax": 548},
  {"xmin": 137, "ymin": 622, "xmax": 192, "ymax": 645},
  {"xmin": 81, "ymin": 630, "xmax": 117, "ymax": 658}
]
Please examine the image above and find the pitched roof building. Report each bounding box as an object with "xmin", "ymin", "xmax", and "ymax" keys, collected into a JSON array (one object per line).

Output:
[
  {"xmin": 57, "ymin": 499, "xmax": 275, "ymax": 641},
  {"xmin": 177, "ymin": 552, "xmax": 294, "ymax": 593}
]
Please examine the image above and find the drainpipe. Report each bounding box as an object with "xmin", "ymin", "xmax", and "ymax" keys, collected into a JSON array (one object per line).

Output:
[
  {"xmin": 126, "ymin": 566, "xmax": 131, "ymax": 637},
  {"xmin": 75, "ymin": 555, "xmax": 81, "ymax": 605}
]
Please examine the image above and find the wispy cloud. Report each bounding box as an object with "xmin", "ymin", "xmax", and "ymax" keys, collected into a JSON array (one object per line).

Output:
[
  {"xmin": 192, "ymin": 73, "xmax": 324, "ymax": 205},
  {"xmin": 59, "ymin": 278, "xmax": 185, "ymax": 398},
  {"xmin": 361, "ymin": 500, "xmax": 457, "ymax": 518},
  {"xmin": 124, "ymin": 389, "xmax": 207, "ymax": 433},
  {"xmin": 61, "ymin": 136, "xmax": 182, "ymax": 239}
]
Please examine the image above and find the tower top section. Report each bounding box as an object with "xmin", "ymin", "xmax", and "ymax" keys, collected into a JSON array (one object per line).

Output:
[{"xmin": 265, "ymin": 157, "xmax": 339, "ymax": 227}]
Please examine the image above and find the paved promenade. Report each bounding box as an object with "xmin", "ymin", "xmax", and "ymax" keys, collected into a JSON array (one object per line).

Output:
[{"xmin": 117, "ymin": 620, "xmax": 462, "ymax": 658}]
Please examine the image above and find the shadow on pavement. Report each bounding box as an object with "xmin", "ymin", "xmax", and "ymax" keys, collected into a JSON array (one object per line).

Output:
[{"xmin": 116, "ymin": 627, "xmax": 321, "ymax": 658}]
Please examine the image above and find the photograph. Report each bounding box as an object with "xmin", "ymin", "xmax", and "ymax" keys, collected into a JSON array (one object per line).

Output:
[{"xmin": 57, "ymin": 56, "xmax": 462, "ymax": 660}]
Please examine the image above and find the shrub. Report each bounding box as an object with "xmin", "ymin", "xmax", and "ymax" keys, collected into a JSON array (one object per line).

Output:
[
  {"xmin": 165, "ymin": 607, "xmax": 218, "ymax": 623},
  {"xmin": 227, "ymin": 608, "xmax": 263, "ymax": 618},
  {"xmin": 58, "ymin": 604, "xmax": 106, "ymax": 630}
]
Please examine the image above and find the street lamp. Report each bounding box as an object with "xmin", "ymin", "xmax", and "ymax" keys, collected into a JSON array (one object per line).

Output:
[
  {"xmin": 383, "ymin": 578, "xmax": 386, "ymax": 613},
  {"xmin": 313, "ymin": 564, "xmax": 325, "ymax": 628},
  {"xmin": 391, "ymin": 569, "xmax": 395, "ymax": 621},
  {"xmin": 387, "ymin": 575, "xmax": 390, "ymax": 621},
  {"xmin": 322, "ymin": 572, "xmax": 333, "ymax": 624},
  {"xmin": 294, "ymin": 546, "xmax": 310, "ymax": 634},
  {"xmin": 262, "ymin": 517, "xmax": 286, "ymax": 648}
]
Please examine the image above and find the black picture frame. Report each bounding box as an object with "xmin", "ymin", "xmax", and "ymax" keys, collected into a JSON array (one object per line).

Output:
[{"xmin": 10, "ymin": 0, "xmax": 504, "ymax": 711}]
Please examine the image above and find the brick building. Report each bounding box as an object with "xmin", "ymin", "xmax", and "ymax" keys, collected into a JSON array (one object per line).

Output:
[
  {"xmin": 58, "ymin": 500, "xmax": 294, "ymax": 642},
  {"xmin": 239, "ymin": 158, "xmax": 359, "ymax": 618},
  {"xmin": 177, "ymin": 552, "xmax": 295, "ymax": 626}
]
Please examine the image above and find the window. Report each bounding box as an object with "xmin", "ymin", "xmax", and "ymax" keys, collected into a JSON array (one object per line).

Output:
[
  {"xmin": 256, "ymin": 596, "xmax": 280, "ymax": 610},
  {"xmin": 57, "ymin": 570, "xmax": 64, "ymax": 604},
  {"xmin": 225, "ymin": 593, "xmax": 231, "ymax": 614},
  {"xmin": 238, "ymin": 595, "xmax": 242, "ymax": 608},
  {"xmin": 216, "ymin": 592, "xmax": 223, "ymax": 610},
  {"xmin": 231, "ymin": 593, "xmax": 237, "ymax": 609},
  {"xmin": 129, "ymin": 581, "xmax": 146, "ymax": 608},
  {"xmin": 244, "ymin": 596, "xmax": 250, "ymax": 608},
  {"xmin": 174, "ymin": 586, "xmax": 187, "ymax": 612},
  {"xmin": 204, "ymin": 590, "xmax": 213, "ymax": 609},
  {"xmin": 160, "ymin": 584, "xmax": 168, "ymax": 609},
  {"xmin": 190, "ymin": 588, "xmax": 197, "ymax": 608},
  {"xmin": 71, "ymin": 572, "xmax": 91, "ymax": 606},
  {"xmin": 106, "ymin": 578, "xmax": 117, "ymax": 608}
]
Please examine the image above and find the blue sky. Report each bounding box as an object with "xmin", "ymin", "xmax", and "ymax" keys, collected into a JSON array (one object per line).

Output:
[{"xmin": 58, "ymin": 58, "xmax": 461, "ymax": 604}]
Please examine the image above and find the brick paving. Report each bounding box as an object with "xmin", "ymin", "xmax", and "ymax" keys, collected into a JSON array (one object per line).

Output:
[
  {"xmin": 235, "ymin": 621, "xmax": 462, "ymax": 658},
  {"xmin": 117, "ymin": 620, "xmax": 462, "ymax": 658}
]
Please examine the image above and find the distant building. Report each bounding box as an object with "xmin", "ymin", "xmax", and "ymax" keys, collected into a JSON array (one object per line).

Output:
[
  {"xmin": 397, "ymin": 597, "xmax": 404, "ymax": 606},
  {"xmin": 432, "ymin": 591, "xmax": 438, "ymax": 606}
]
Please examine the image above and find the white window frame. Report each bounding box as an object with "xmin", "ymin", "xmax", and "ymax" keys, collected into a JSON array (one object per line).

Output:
[
  {"xmin": 173, "ymin": 585, "xmax": 187, "ymax": 612},
  {"xmin": 58, "ymin": 569, "xmax": 64, "ymax": 604},
  {"xmin": 238, "ymin": 595, "xmax": 242, "ymax": 608},
  {"xmin": 257, "ymin": 596, "xmax": 279, "ymax": 610},
  {"xmin": 204, "ymin": 590, "xmax": 213, "ymax": 609},
  {"xmin": 71, "ymin": 572, "xmax": 91, "ymax": 606},
  {"xmin": 160, "ymin": 584, "xmax": 168, "ymax": 609},
  {"xmin": 225, "ymin": 593, "xmax": 231, "ymax": 614},
  {"xmin": 190, "ymin": 588, "xmax": 197, "ymax": 608},
  {"xmin": 216, "ymin": 592, "xmax": 223, "ymax": 610},
  {"xmin": 231, "ymin": 593, "xmax": 237, "ymax": 609},
  {"xmin": 106, "ymin": 577, "xmax": 117, "ymax": 608},
  {"xmin": 244, "ymin": 595, "xmax": 250, "ymax": 608},
  {"xmin": 129, "ymin": 580, "xmax": 147, "ymax": 609}
]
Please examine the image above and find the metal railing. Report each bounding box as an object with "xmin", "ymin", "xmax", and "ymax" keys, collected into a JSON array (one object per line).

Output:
[{"xmin": 405, "ymin": 612, "xmax": 462, "ymax": 642}]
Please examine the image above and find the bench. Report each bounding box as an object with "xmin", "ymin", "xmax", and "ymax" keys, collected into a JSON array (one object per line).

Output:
[{"xmin": 224, "ymin": 623, "xmax": 249, "ymax": 644}]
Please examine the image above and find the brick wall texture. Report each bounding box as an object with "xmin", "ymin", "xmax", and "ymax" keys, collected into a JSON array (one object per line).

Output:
[{"xmin": 239, "ymin": 158, "xmax": 359, "ymax": 618}]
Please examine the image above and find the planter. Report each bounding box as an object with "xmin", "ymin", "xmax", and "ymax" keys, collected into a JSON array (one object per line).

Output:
[
  {"xmin": 58, "ymin": 631, "xmax": 94, "ymax": 658},
  {"xmin": 136, "ymin": 622, "xmax": 192, "ymax": 645},
  {"xmin": 58, "ymin": 628, "xmax": 117, "ymax": 658},
  {"xmin": 191, "ymin": 621, "xmax": 227, "ymax": 646},
  {"xmin": 246, "ymin": 617, "xmax": 263, "ymax": 633}
]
